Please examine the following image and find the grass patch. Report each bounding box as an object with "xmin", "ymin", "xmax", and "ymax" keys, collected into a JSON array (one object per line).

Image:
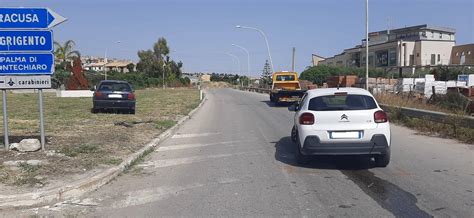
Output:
[
  {"xmin": 61, "ymin": 144, "xmax": 101, "ymax": 157},
  {"xmin": 388, "ymin": 109, "xmax": 474, "ymax": 144},
  {"xmin": 102, "ymin": 158, "xmax": 123, "ymax": 165},
  {"xmin": 13, "ymin": 162, "xmax": 43, "ymax": 186},
  {"xmin": 155, "ymin": 120, "xmax": 176, "ymax": 130},
  {"xmin": 0, "ymin": 88, "xmax": 200, "ymax": 186},
  {"xmin": 124, "ymin": 147, "xmax": 154, "ymax": 174}
]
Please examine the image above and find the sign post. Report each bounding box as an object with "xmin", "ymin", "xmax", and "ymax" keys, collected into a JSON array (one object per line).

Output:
[
  {"xmin": 2, "ymin": 90, "xmax": 8, "ymax": 150},
  {"xmin": 0, "ymin": 7, "xmax": 66, "ymax": 150}
]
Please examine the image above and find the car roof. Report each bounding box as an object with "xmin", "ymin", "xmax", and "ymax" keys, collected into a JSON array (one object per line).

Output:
[
  {"xmin": 99, "ymin": 80, "xmax": 130, "ymax": 84},
  {"xmin": 305, "ymin": 87, "xmax": 373, "ymax": 98}
]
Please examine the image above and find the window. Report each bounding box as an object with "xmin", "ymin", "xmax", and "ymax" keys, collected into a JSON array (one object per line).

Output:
[
  {"xmin": 389, "ymin": 48, "xmax": 397, "ymax": 66},
  {"xmin": 438, "ymin": 54, "xmax": 441, "ymax": 62},
  {"xmin": 99, "ymin": 82, "xmax": 132, "ymax": 92},
  {"xmin": 456, "ymin": 52, "xmax": 459, "ymax": 56},
  {"xmin": 275, "ymin": 75, "xmax": 295, "ymax": 81},
  {"xmin": 410, "ymin": 55, "xmax": 415, "ymax": 66},
  {"xmin": 417, "ymin": 53, "xmax": 420, "ymax": 57},
  {"xmin": 468, "ymin": 51, "xmax": 471, "ymax": 55},
  {"xmin": 431, "ymin": 54, "xmax": 436, "ymax": 65},
  {"xmin": 308, "ymin": 95, "xmax": 377, "ymax": 111},
  {"xmin": 439, "ymin": 33, "xmax": 443, "ymax": 39}
]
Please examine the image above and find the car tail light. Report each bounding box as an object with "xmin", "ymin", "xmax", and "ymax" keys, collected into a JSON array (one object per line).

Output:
[
  {"xmin": 299, "ymin": 113, "xmax": 314, "ymax": 125},
  {"xmin": 374, "ymin": 110, "xmax": 388, "ymax": 123},
  {"xmin": 127, "ymin": 93, "xmax": 135, "ymax": 100}
]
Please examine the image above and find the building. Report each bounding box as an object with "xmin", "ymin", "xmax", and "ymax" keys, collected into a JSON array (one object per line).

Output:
[
  {"xmin": 319, "ymin": 24, "xmax": 456, "ymax": 70},
  {"xmin": 200, "ymin": 74, "xmax": 211, "ymax": 82},
  {"xmin": 451, "ymin": 43, "xmax": 474, "ymax": 65},
  {"xmin": 105, "ymin": 61, "xmax": 135, "ymax": 73},
  {"xmin": 311, "ymin": 54, "xmax": 325, "ymax": 66},
  {"xmin": 82, "ymin": 56, "xmax": 135, "ymax": 73}
]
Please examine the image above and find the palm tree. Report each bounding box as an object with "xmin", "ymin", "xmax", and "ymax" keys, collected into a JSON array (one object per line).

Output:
[{"xmin": 54, "ymin": 40, "xmax": 81, "ymax": 68}]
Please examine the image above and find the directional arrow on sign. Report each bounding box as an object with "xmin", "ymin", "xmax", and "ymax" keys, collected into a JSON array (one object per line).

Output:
[{"xmin": 0, "ymin": 8, "xmax": 67, "ymax": 29}]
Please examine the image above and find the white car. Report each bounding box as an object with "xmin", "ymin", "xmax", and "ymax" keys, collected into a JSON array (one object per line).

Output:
[{"xmin": 289, "ymin": 87, "xmax": 391, "ymax": 167}]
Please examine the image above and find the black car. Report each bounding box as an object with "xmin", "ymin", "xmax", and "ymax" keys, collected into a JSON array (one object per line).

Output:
[{"xmin": 92, "ymin": 80, "xmax": 136, "ymax": 114}]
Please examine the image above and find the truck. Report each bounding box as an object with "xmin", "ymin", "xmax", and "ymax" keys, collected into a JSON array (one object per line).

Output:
[{"xmin": 269, "ymin": 71, "xmax": 306, "ymax": 104}]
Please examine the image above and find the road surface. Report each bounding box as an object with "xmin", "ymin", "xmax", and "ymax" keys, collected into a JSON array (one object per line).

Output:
[{"xmin": 11, "ymin": 88, "xmax": 474, "ymax": 217}]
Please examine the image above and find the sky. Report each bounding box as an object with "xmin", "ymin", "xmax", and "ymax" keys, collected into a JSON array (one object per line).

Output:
[{"xmin": 2, "ymin": 0, "xmax": 473, "ymax": 77}]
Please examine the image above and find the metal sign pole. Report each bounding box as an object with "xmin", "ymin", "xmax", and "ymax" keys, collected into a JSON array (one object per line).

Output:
[
  {"xmin": 38, "ymin": 89, "xmax": 45, "ymax": 150},
  {"xmin": 2, "ymin": 89, "xmax": 9, "ymax": 150}
]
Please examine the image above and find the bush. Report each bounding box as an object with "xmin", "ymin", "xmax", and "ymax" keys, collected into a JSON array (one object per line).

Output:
[
  {"xmin": 52, "ymin": 70, "xmax": 71, "ymax": 89},
  {"xmin": 300, "ymin": 65, "xmax": 385, "ymax": 85}
]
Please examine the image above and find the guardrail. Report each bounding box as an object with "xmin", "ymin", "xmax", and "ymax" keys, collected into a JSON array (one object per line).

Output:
[
  {"xmin": 240, "ymin": 87, "xmax": 474, "ymax": 128},
  {"xmin": 380, "ymin": 104, "xmax": 474, "ymax": 129}
]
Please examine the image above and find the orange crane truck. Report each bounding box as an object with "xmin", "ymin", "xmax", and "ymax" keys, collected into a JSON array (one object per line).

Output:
[{"xmin": 269, "ymin": 71, "xmax": 306, "ymax": 104}]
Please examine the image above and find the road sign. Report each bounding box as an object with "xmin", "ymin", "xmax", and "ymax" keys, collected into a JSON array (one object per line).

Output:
[
  {"xmin": 0, "ymin": 30, "xmax": 53, "ymax": 52},
  {"xmin": 0, "ymin": 8, "xmax": 67, "ymax": 29},
  {"xmin": 0, "ymin": 75, "xmax": 51, "ymax": 89},
  {"xmin": 0, "ymin": 53, "xmax": 54, "ymax": 75}
]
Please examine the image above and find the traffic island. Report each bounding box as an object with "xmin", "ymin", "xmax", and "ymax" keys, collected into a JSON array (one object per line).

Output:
[{"xmin": 0, "ymin": 88, "xmax": 204, "ymax": 209}]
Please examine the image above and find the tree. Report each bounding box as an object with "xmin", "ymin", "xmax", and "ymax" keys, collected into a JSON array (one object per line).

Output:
[
  {"xmin": 126, "ymin": 63, "xmax": 135, "ymax": 73},
  {"xmin": 261, "ymin": 60, "xmax": 272, "ymax": 88},
  {"xmin": 136, "ymin": 37, "xmax": 187, "ymax": 87},
  {"xmin": 54, "ymin": 40, "xmax": 81, "ymax": 69}
]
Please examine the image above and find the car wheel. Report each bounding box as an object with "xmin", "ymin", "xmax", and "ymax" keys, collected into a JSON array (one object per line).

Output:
[
  {"xmin": 295, "ymin": 137, "xmax": 310, "ymax": 165},
  {"xmin": 374, "ymin": 148, "xmax": 391, "ymax": 167},
  {"xmin": 291, "ymin": 126, "xmax": 297, "ymax": 142}
]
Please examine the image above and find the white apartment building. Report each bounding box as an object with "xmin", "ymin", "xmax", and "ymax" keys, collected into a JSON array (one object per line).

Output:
[{"xmin": 319, "ymin": 24, "xmax": 456, "ymax": 69}]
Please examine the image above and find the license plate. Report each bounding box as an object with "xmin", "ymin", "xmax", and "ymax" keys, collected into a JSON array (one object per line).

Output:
[
  {"xmin": 108, "ymin": 94, "xmax": 122, "ymax": 98},
  {"xmin": 330, "ymin": 131, "xmax": 361, "ymax": 139}
]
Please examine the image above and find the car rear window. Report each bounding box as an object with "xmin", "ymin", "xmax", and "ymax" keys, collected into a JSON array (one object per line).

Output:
[
  {"xmin": 308, "ymin": 94, "xmax": 377, "ymax": 111},
  {"xmin": 276, "ymin": 75, "xmax": 295, "ymax": 81},
  {"xmin": 98, "ymin": 82, "xmax": 132, "ymax": 92}
]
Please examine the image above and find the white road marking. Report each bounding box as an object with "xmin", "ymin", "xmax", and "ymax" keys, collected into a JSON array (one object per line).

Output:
[
  {"xmin": 171, "ymin": 132, "xmax": 220, "ymax": 139},
  {"xmin": 156, "ymin": 140, "xmax": 245, "ymax": 151},
  {"xmin": 138, "ymin": 151, "xmax": 260, "ymax": 169}
]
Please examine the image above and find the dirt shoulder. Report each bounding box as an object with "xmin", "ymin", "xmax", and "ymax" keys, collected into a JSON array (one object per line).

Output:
[{"xmin": 0, "ymin": 88, "xmax": 200, "ymax": 194}]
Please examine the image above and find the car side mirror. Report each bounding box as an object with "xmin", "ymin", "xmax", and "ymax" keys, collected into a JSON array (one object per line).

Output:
[
  {"xmin": 90, "ymin": 86, "xmax": 96, "ymax": 91},
  {"xmin": 288, "ymin": 103, "xmax": 299, "ymax": 112}
]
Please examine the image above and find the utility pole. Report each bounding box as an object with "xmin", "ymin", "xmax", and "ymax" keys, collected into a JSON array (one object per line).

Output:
[
  {"xmin": 292, "ymin": 47, "xmax": 296, "ymax": 72},
  {"xmin": 365, "ymin": 0, "xmax": 369, "ymax": 91}
]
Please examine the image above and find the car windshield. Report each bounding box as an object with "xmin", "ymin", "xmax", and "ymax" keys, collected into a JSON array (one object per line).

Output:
[
  {"xmin": 308, "ymin": 94, "xmax": 377, "ymax": 111},
  {"xmin": 98, "ymin": 82, "xmax": 132, "ymax": 92},
  {"xmin": 276, "ymin": 75, "xmax": 295, "ymax": 81}
]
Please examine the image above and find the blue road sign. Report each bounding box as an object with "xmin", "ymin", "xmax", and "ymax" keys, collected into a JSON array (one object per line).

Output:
[
  {"xmin": 0, "ymin": 53, "xmax": 54, "ymax": 75},
  {"xmin": 0, "ymin": 8, "xmax": 67, "ymax": 29},
  {"xmin": 0, "ymin": 30, "xmax": 53, "ymax": 52}
]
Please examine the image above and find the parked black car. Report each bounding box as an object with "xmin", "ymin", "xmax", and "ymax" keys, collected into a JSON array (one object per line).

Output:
[{"xmin": 92, "ymin": 80, "xmax": 136, "ymax": 114}]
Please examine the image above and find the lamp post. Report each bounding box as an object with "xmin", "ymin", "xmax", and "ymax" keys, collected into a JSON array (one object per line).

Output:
[
  {"xmin": 225, "ymin": 52, "xmax": 241, "ymax": 75},
  {"xmin": 232, "ymin": 43, "xmax": 250, "ymax": 76},
  {"xmin": 365, "ymin": 0, "xmax": 369, "ymax": 90},
  {"xmin": 162, "ymin": 62, "xmax": 166, "ymax": 89},
  {"xmin": 235, "ymin": 25, "xmax": 274, "ymax": 73},
  {"xmin": 104, "ymin": 40, "xmax": 121, "ymax": 80}
]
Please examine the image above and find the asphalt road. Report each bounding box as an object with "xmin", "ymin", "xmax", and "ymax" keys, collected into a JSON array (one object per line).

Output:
[{"xmin": 13, "ymin": 88, "xmax": 474, "ymax": 217}]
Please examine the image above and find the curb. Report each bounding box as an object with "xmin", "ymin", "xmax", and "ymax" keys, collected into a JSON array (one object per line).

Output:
[{"xmin": 0, "ymin": 92, "xmax": 207, "ymax": 209}]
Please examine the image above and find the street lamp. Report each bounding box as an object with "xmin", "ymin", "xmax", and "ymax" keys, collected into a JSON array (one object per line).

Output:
[
  {"xmin": 224, "ymin": 52, "xmax": 241, "ymax": 75},
  {"xmin": 365, "ymin": 0, "xmax": 369, "ymax": 90},
  {"xmin": 235, "ymin": 25, "xmax": 274, "ymax": 73},
  {"xmin": 232, "ymin": 43, "xmax": 250, "ymax": 76},
  {"xmin": 104, "ymin": 40, "xmax": 121, "ymax": 80}
]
